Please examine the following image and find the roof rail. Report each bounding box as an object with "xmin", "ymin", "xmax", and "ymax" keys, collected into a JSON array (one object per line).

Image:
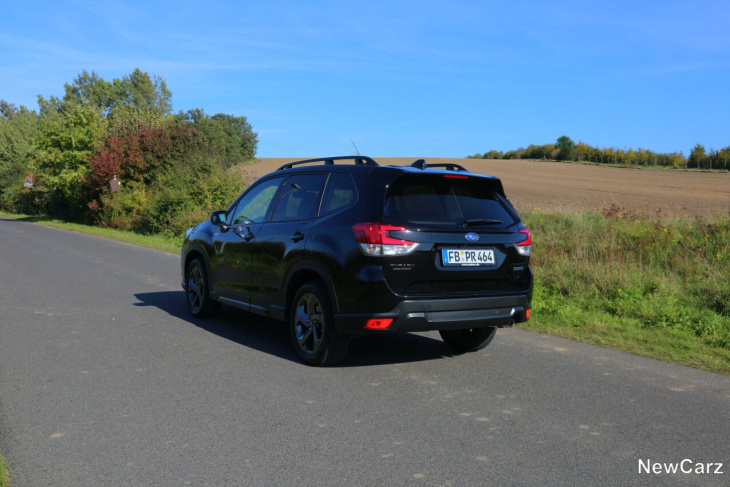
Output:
[
  {"xmin": 277, "ymin": 156, "xmax": 379, "ymax": 170},
  {"xmin": 410, "ymin": 159, "xmax": 469, "ymax": 172}
]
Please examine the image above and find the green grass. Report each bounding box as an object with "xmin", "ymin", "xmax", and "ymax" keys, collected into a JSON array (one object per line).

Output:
[
  {"xmin": 2, "ymin": 208, "xmax": 729, "ymax": 374},
  {"xmin": 520, "ymin": 208, "xmax": 730, "ymax": 374},
  {"xmin": 0, "ymin": 211, "xmax": 181, "ymax": 254},
  {"xmin": 0, "ymin": 450, "xmax": 8, "ymax": 487}
]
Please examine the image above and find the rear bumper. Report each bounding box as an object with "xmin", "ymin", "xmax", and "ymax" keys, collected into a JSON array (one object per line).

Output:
[{"xmin": 334, "ymin": 294, "xmax": 531, "ymax": 335}]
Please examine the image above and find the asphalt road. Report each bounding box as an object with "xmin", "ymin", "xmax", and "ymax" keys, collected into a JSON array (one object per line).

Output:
[{"xmin": 0, "ymin": 216, "xmax": 728, "ymax": 486}]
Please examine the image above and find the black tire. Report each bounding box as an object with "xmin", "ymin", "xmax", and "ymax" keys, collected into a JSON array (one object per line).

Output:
[
  {"xmin": 439, "ymin": 327, "xmax": 496, "ymax": 353},
  {"xmin": 185, "ymin": 258, "xmax": 222, "ymax": 318},
  {"xmin": 290, "ymin": 281, "xmax": 349, "ymax": 366}
]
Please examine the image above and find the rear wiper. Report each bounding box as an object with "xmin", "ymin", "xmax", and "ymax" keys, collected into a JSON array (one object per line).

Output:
[{"xmin": 462, "ymin": 219, "xmax": 502, "ymax": 227}]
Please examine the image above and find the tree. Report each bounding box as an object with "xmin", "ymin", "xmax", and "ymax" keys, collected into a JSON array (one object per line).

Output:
[
  {"xmin": 112, "ymin": 68, "xmax": 172, "ymax": 117},
  {"xmin": 523, "ymin": 144, "xmax": 546, "ymax": 160},
  {"xmin": 2, "ymin": 69, "xmax": 261, "ymax": 231},
  {"xmin": 107, "ymin": 105, "xmax": 165, "ymax": 136},
  {"xmin": 716, "ymin": 147, "xmax": 730, "ymax": 171},
  {"xmin": 626, "ymin": 148, "xmax": 636, "ymax": 166},
  {"xmin": 670, "ymin": 152, "xmax": 686, "ymax": 168},
  {"xmin": 58, "ymin": 69, "xmax": 172, "ymax": 136},
  {"xmin": 0, "ymin": 101, "xmax": 39, "ymax": 209},
  {"xmin": 555, "ymin": 135, "xmax": 576, "ymax": 161},
  {"xmin": 62, "ymin": 70, "xmax": 114, "ymax": 114},
  {"xmin": 466, "ymin": 140, "xmax": 728, "ymax": 172},
  {"xmin": 30, "ymin": 69, "xmax": 179, "ymax": 218},
  {"xmin": 61, "ymin": 69, "xmax": 172, "ymax": 116},
  {"xmin": 176, "ymin": 109, "xmax": 258, "ymax": 167},
  {"xmin": 34, "ymin": 103, "xmax": 106, "ymax": 218},
  {"xmin": 574, "ymin": 141, "xmax": 589, "ymax": 161},
  {"xmin": 688, "ymin": 143, "xmax": 707, "ymax": 170}
]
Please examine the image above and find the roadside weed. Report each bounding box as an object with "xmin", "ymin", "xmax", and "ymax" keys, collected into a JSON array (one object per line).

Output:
[{"xmin": 523, "ymin": 210, "xmax": 730, "ymax": 374}]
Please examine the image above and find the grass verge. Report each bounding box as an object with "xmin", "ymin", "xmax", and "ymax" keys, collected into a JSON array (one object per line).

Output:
[
  {"xmin": 2, "ymin": 209, "xmax": 728, "ymax": 374},
  {"xmin": 0, "ymin": 450, "xmax": 8, "ymax": 487},
  {"xmin": 0, "ymin": 211, "xmax": 180, "ymax": 254},
  {"xmin": 521, "ymin": 208, "xmax": 730, "ymax": 375}
]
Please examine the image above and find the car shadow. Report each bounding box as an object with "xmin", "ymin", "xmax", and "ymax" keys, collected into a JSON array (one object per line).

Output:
[{"xmin": 133, "ymin": 291, "xmax": 455, "ymax": 367}]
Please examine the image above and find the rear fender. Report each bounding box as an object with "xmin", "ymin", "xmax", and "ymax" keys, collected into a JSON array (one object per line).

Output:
[{"xmin": 284, "ymin": 260, "xmax": 339, "ymax": 314}]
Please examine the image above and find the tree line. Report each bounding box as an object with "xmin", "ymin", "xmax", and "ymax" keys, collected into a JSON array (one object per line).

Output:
[
  {"xmin": 0, "ymin": 69, "xmax": 257, "ymax": 235},
  {"xmin": 468, "ymin": 135, "xmax": 730, "ymax": 171}
]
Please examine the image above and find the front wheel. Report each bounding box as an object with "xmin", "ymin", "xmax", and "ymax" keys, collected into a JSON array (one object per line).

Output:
[
  {"xmin": 290, "ymin": 281, "xmax": 349, "ymax": 366},
  {"xmin": 185, "ymin": 258, "xmax": 222, "ymax": 318},
  {"xmin": 439, "ymin": 327, "xmax": 496, "ymax": 353}
]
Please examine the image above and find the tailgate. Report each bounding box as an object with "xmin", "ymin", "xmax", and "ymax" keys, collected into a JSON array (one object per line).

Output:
[{"xmin": 379, "ymin": 172, "xmax": 531, "ymax": 296}]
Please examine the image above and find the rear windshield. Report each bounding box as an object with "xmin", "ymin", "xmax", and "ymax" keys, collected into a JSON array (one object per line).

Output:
[{"xmin": 383, "ymin": 174, "xmax": 517, "ymax": 229}]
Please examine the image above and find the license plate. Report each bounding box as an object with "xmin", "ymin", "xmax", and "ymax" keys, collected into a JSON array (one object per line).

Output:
[{"xmin": 442, "ymin": 248, "xmax": 495, "ymax": 267}]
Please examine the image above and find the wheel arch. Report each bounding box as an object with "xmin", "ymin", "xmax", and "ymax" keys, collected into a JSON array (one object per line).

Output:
[
  {"xmin": 183, "ymin": 244, "xmax": 213, "ymax": 289},
  {"xmin": 284, "ymin": 263, "xmax": 338, "ymax": 320}
]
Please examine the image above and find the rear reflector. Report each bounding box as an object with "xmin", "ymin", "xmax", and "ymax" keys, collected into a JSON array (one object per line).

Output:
[
  {"xmin": 526, "ymin": 309, "xmax": 531, "ymax": 320},
  {"xmin": 365, "ymin": 318, "xmax": 393, "ymax": 330}
]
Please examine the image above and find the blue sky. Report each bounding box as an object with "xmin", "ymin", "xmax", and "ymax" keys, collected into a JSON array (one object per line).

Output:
[{"xmin": 1, "ymin": 0, "xmax": 728, "ymax": 157}]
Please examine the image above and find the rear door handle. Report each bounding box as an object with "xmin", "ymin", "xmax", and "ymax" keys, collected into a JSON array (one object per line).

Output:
[{"xmin": 290, "ymin": 231, "xmax": 305, "ymax": 243}]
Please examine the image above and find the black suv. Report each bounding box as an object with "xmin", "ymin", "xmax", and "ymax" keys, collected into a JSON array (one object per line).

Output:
[{"xmin": 181, "ymin": 156, "xmax": 532, "ymax": 365}]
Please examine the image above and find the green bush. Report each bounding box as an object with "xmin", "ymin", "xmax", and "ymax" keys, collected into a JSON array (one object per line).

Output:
[
  {"xmin": 93, "ymin": 182, "xmax": 149, "ymax": 230},
  {"xmin": 133, "ymin": 155, "xmax": 242, "ymax": 237}
]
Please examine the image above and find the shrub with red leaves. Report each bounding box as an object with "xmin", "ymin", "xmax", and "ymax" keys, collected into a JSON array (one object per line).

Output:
[{"xmin": 86, "ymin": 124, "xmax": 206, "ymax": 196}]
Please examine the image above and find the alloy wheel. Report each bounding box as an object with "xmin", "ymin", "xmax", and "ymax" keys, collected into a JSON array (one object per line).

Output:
[{"xmin": 294, "ymin": 292, "xmax": 325, "ymax": 356}]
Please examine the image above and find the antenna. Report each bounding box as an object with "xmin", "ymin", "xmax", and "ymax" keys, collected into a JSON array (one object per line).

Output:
[{"xmin": 350, "ymin": 139, "xmax": 361, "ymax": 156}]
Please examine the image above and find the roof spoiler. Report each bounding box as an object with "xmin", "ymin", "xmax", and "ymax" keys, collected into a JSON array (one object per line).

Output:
[{"xmin": 410, "ymin": 159, "xmax": 469, "ymax": 172}]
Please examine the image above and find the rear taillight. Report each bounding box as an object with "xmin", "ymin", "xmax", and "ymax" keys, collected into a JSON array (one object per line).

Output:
[
  {"xmin": 352, "ymin": 223, "xmax": 419, "ymax": 256},
  {"xmin": 516, "ymin": 227, "xmax": 532, "ymax": 256}
]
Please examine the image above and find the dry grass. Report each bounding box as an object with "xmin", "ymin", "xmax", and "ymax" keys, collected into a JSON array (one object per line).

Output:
[{"xmin": 523, "ymin": 210, "xmax": 730, "ymax": 374}]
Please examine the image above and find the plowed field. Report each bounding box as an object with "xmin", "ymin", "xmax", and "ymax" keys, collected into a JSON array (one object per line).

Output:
[{"xmin": 236, "ymin": 158, "xmax": 730, "ymax": 218}]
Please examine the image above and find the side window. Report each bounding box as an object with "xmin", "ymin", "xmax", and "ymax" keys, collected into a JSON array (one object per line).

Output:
[
  {"xmin": 320, "ymin": 173, "xmax": 357, "ymax": 216},
  {"xmin": 271, "ymin": 174, "xmax": 327, "ymax": 222},
  {"xmin": 229, "ymin": 177, "xmax": 283, "ymax": 225}
]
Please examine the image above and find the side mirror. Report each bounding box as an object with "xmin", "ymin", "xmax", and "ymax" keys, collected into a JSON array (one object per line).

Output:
[{"xmin": 210, "ymin": 210, "xmax": 228, "ymax": 230}]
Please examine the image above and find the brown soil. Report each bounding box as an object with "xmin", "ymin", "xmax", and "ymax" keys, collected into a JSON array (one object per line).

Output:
[{"xmin": 234, "ymin": 157, "xmax": 730, "ymax": 219}]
